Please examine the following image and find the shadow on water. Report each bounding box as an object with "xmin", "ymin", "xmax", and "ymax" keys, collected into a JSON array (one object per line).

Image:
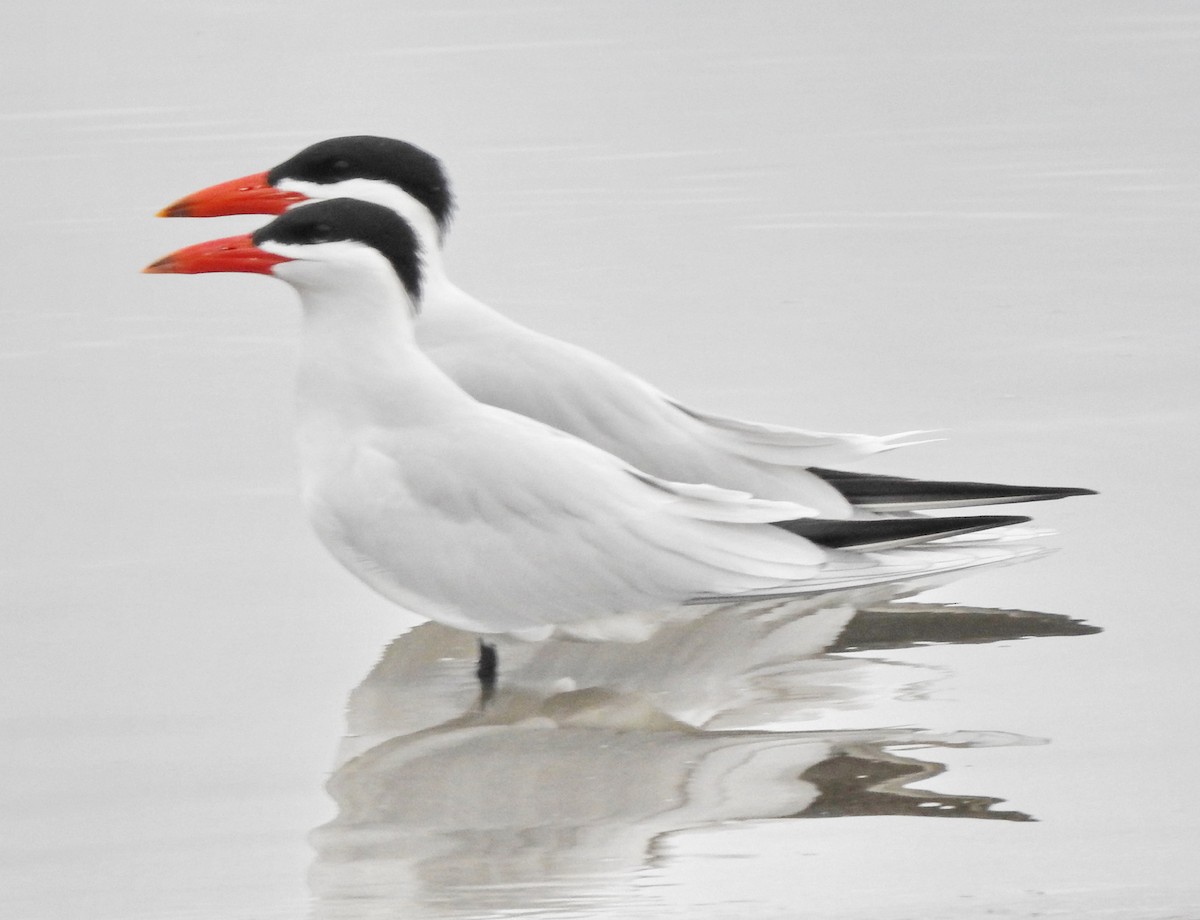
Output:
[{"xmin": 309, "ymin": 598, "xmax": 1098, "ymax": 919}]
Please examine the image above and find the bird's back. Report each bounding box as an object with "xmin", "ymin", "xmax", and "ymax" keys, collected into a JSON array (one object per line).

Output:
[{"xmin": 415, "ymin": 287, "xmax": 890, "ymax": 517}]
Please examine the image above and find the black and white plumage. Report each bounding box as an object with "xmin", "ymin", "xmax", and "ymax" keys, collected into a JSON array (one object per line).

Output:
[
  {"xmin": 159, "ymin": 136, "xmax": 1094, "ymax": 518},
  {"xmin": 146, "ymin": 200, "xmax": 1059, "ymax": 643}
]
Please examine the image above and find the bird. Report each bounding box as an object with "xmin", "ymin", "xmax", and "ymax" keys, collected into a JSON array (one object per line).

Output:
[
  {"xmin": 145, "ymin": 199, "xmax": 1061, "ymax": 693},
  {"xmin": 158, "ymin": 135, "xmax": 1094, "ymax": 518}
]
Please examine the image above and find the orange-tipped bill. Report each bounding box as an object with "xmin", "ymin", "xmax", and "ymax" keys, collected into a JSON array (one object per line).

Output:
[
  {"xmin": 143, "ymin": 233, "xmax": 293, "ymax": 275},
  {"xmin": 157, "ymin": 171, "xmax": 309, "ymax": 218}
]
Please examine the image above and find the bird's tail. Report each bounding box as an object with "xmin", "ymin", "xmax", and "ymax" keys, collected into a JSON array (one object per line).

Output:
[{"xmin": 687, "ymin": 540, "xmax": 1051, "ymax": 606}]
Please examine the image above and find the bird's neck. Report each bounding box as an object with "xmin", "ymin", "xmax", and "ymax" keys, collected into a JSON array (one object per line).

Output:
[
  {"xmin": 293, "ymin": 277, "xmax": 474, "ymax": 434},
  {"xmin": 353, "ymin": 185, "xmax": 462, "ymax": 306}
]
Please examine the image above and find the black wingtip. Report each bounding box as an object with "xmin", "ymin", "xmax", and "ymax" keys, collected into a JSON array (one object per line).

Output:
[
  {"xmin": 809, "ymin": 468, "xmax": 1098, "ymax": 511},
  {"xmin": 776, "ymin": 514, "xmax": 1032, "ymax": 551}
]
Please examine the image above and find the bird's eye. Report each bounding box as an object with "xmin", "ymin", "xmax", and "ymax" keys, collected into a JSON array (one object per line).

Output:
[
  {"xmin": 328, "ymin": 158, "xmax": 351, "ymax": 173},
  {"xmin": 306, "ymin": 222, "xmax": 335, "ymax": 242}
]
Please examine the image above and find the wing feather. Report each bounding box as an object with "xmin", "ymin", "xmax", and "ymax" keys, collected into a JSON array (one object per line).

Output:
[
  {"xmin": 304, "ymin": 408, "xmax": 829, "ymax": 634},
  {"xmin": 302, "ymin": 400, "xmax": 1048, "ymax": 640},
  {"xmin": 421, "ymin": 314, "xmax": 873, "ymax": 514}
]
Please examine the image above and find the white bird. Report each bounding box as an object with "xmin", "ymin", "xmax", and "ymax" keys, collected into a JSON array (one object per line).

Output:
[
  {"xmin": 158, "ymin": 136, "xmax": 1094, "ymax": 518},
  {"xmin": 145, "ymin": 200, "xmax": 1051, "ymax": 657}
]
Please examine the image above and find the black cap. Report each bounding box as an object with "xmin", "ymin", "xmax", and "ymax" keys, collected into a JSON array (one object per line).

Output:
[
  {"xmin": 252, "ymin": 198, "xmax": 424, "ymax": 301},
  {"xmin": 266, "ymin": 135, "xmax": 455, "ymax": 233}
]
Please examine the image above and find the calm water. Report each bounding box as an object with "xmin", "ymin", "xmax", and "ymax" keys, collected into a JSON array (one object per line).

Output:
[{"xmin": 3, "ymin": 2, "xmax": 1198, "ymax": 918}]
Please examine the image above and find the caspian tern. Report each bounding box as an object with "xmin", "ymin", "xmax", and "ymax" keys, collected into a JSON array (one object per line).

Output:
[
  {"xmin": 158, "ymin": 136, "xmax": 1095, "ymax": 518},
  {"xmin": 144, "ymin": 200, "xmax": 1055, "ymax": 658}
]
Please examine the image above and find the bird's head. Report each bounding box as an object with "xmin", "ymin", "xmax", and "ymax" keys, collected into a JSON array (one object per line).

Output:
[
  {"xmin": 158, "ymin": 136, "xmax": 454, "ymax": 245},
  {"xmin": 145, "ymin": 198, "xmax": 425, "ymax": 310}
]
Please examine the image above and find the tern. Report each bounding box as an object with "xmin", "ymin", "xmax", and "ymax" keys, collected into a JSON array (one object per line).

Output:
[
  {"xmin": 146, "ymin": 200, "xmax": 1062, "ymax": 693},
  {"xmin": 159, "ymin": 136, "xmax": 1095, "ymax": 518}
]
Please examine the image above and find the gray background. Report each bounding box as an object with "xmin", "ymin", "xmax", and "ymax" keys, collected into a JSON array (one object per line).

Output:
[{"xmin": 2, "ymin": 2, "xmax": 1197, "ymax": 918}]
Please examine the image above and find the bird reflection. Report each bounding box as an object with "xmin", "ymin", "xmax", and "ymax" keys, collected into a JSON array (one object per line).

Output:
[
  {"xmin": 309, "ymin": 599, "xmax": 1098, "ymax": 919},
  {"xmin": 798, "ymin": 744, "xmax": 1032, "ymax": 821}
]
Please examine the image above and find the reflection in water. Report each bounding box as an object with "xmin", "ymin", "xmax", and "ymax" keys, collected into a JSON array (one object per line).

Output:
[
  {"xmin": 830, "ymin": 601, "xmax": 1101, "ymax": 653},
  {"xmin": 309, "ymin": 598, "xmax": 1097, "ymax": 918},
  {"xmin": 799, "ymin": 744, "xmax": 1032, "ymax": 822}
]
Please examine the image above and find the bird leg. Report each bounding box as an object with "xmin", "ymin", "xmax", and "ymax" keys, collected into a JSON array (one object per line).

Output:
[{"xmin": 476, "ymin": 639, "xmax": 498, "ymax": 706}]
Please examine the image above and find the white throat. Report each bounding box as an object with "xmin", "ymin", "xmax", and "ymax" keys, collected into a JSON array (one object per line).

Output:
[{"xmin": 268, "ymin": 247, "xmax": 471, "ymax": 435}]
